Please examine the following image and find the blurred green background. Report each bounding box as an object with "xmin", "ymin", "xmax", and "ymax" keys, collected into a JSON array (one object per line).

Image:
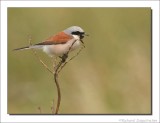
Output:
[{"xmin": 8, "ymin": 8, "xmax": 151, "ymax": 114}]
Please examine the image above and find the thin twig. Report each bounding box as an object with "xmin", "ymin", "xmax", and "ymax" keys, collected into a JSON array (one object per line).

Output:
[
  {"xmin": 28, "ymin": 35, "xmax": 85, "ymax": 114},
  {"xmin": 58, "ymin": 44, "xmax": 85, "ymax": 74},
  {"xmin": 38, "ymin": 106, "xmax": 42, "ymax": 114},
  {"xmin": 54, "ymin": 39, "xmax": 79, "ymax": 114},
  {"xmin": 32, "ymin": 50, "xmax": 53, "ymax": 74},
  {"xmin": 28, "ymin": 35, "xmax": 53, "ymax": 74},
  {"xmin": 54, "ymin": 63, "xmax": 62, "ymax": 114}
]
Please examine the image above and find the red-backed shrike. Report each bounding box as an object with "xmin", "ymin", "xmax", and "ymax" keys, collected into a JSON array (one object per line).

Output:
[{"xmin": 14, "ymin": 26, "xmax": 87, "ymax": 57}]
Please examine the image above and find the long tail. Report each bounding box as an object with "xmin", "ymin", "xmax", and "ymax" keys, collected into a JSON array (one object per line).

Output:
[
  {"xmin": 13, "ymin": 45, "xmax": 43, "ymax": 51},
  {"xmin": 13, "ymin": 46, "xmax": 30, "ymax": 51}
]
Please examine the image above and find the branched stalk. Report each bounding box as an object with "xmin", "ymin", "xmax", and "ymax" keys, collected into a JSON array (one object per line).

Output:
[
  {"xmin": 58, "ymin": 44, "xmax": 85, "ymax": 73},
  {"xmin": 53, "ymin": 39, "xmax": 78, "ymax": 114},
  {"xmin": 28, "ymin": 35, "xmax": 84, "ymax": 114},
  {"xmin": 28, "ymin": 35, "xmax": 53, "ymax": 74},
  {"xmin": 54, "ymin": 61, "xmax": 62, "ymax": 114}
]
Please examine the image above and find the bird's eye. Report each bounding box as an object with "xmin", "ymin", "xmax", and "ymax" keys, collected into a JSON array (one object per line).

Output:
[
  {"xmin": 72, "ymin": 31, "xmax": 85, "ymax": 35},
  {"xmin": 72, "ymin": 31, "xmax": 80, "ymax": 35}
]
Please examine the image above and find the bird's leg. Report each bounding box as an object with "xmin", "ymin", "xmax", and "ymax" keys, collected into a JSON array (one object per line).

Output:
[
  {"xmin": 59, "ymin": 54, "xmax": 68, "ymax": 63},
  {"xmin": 62, "ymin": 54, "xmax": 68, "ymax": 63}
]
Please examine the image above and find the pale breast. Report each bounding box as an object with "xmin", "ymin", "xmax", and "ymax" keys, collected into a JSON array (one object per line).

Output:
[{"xmin": 43, "ymin": 38, "xmax": 81, "ymax": 57}]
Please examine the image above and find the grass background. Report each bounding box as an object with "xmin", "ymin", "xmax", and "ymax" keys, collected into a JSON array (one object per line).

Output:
[{"xmin": 8, "ymin": 8, "xmax": 151, "ymax": 114}]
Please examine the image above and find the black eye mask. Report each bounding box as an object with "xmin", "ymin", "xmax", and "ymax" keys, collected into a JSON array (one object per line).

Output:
[{"xmin": 72, "ymin": 31, "xmax": 85, "ymax": 40}]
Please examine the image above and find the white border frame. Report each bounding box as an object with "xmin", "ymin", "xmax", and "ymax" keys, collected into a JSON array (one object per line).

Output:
[{"xmin": 1, "ymin": 1, "xmax": 159, "ymax": 123}]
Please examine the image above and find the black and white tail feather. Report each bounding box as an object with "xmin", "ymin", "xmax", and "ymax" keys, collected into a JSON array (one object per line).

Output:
[{"xmin": 13, "ymin": 45, "xmax": 43, "ymax": 51}]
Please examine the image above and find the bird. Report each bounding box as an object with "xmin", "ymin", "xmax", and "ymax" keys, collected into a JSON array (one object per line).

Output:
[{"xmin": 14, "ymin": 26, "xmax": 88, "ymax": 57}]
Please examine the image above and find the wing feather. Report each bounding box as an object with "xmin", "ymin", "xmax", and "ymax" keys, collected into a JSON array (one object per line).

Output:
[{"xmin": 35, "ymin": 32, "xmax": 73, "ymax": 45}]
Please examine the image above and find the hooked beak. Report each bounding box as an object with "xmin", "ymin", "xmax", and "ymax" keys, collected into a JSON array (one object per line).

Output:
[
  {"xmin": 80, "ymin": 32, "xmax": 89, "ymax": 39},
  {"xmin": 80, "ymin": 33, "xmax": 89, "ymax": 45}
]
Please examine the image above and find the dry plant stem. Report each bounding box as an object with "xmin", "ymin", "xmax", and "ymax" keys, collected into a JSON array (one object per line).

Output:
[
  {"xmin": 58, "ymin": 44, "xmax": 85, "ymax": 74},
  {"xmin": 54, "ymin": 39, "xmax": 78, "ymax": 114},
  {"xmin": 38, "ymin": 106, "xmax": 42, "ymax": 114},
  {"xmin": 54, "ymin": 61, "xmax": 63, "ymax": 114},
  {"xmin": 28, "ymin": 36, "xmax": 84, "ymax": 114},
  {"xmin": 28, "ymin": 35, "xmax": 53, "ymax": 74},
  {"xmin": 32, "ymin": 50, "xmax": 53, "ymax": 74}
]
